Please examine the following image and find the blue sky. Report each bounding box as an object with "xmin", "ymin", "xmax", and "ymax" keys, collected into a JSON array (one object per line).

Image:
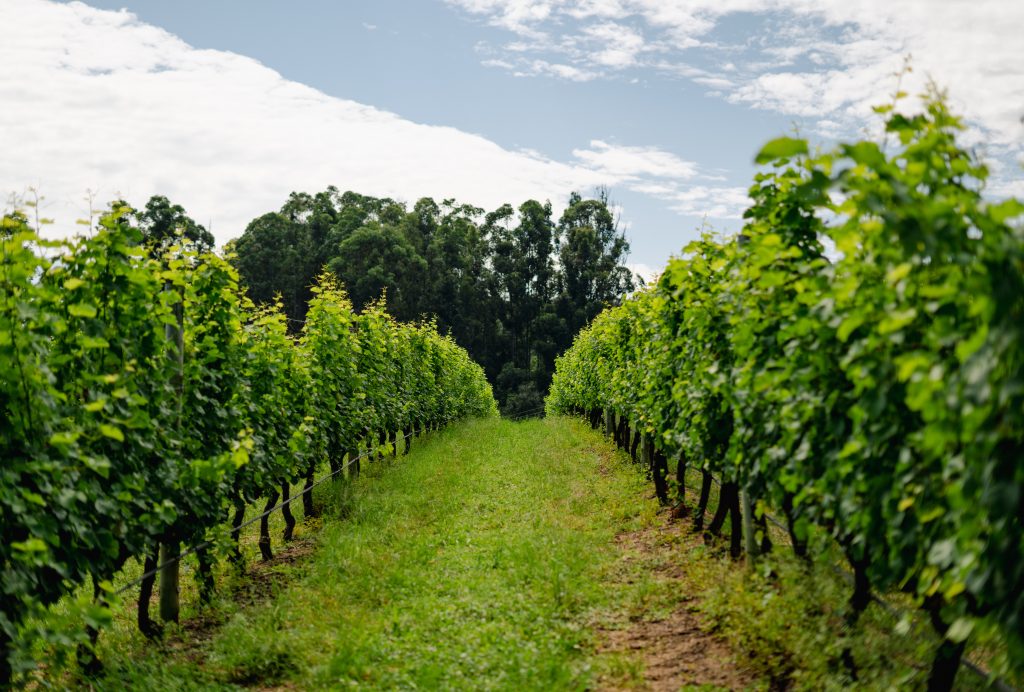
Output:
[{"xmin": 2, "ymin": 0, "xmax": 1021, "ymax": 275}]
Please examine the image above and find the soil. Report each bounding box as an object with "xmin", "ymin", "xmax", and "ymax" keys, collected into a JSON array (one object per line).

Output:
[{"xmin": 597, "ymin": 512, "xmax": 758, "ymax": 691}]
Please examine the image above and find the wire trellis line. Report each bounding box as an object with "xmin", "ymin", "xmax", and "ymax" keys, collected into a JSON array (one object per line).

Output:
[
  {"xmin": 114, "ymin": 427, "xmax": 415, "ymax": 596},
  {"xmin": 113, "ymin": 409, "xmax": 548, "ymax": 598}
]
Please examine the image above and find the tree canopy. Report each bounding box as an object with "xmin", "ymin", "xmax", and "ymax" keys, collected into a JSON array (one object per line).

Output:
[{"xmin": 230, "ymin": 188, "xmax": 637, "ymax": 413}]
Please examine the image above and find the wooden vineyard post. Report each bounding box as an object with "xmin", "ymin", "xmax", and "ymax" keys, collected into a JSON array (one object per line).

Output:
[
  {"xmin": 158, "ymin": 541, "xmax": 180, "ymax": 623},
  {"xmin": 159, "ymin": 287, "xmax": 183, "ymax": 624}
]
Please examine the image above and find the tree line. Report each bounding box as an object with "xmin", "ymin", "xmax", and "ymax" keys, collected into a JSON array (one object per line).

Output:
[{"xmin": 228, "ymin": 189, "xmax": 637, "ymax": 414}]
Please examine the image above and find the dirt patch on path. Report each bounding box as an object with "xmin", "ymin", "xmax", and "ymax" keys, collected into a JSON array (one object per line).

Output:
[{"xmin": 597, "ymin": 512, "xmax": 759, "ymax": 691}]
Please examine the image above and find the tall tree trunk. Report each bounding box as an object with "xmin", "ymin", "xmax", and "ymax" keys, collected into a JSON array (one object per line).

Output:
[
  {"xmin": 757, "ymin": 512, "xmax": 772, "ymax": 554},
  {"xmin": 159, "ymin": 275, "xmax": 184, "ymax": 627},
  {"xmin": 672, "ymin": 452, "xmax": 690, "ymax": 518},
  {"xmin": 630, "ymin": 428, "xmax": 641, "ymax": 462},
  {"xmin": 728, "ymin": 488, "xmax": 742, "ymax": 558},
  {"xmin": 327, "ymin": 437, "xmax": 341, "ymax": 476},
  {"xmin": 640, "ymin": 433, "xmax": 653, "ymax": 479},
  {"xmin": 742, "ymin": 490, "xmax": 758, "ymax": 560},
  {"xmin": 351, "ymin": 445, "xmax": 361, "ymax": 479},
  {"xmin": 343, "ymin": 447, "xmax": 358, "ymax": 478}
]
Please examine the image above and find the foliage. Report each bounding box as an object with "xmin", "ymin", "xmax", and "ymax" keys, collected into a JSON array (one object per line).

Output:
[
  {"xmin": 231, "ymin": 189, "xmax": 636, "ymax": 414},
  {"xmin": 547, "ymin": 91, "xmax": 1024, "ymax": 681},
  {"xmin": 0, "ymin": 206, "xmax": 496, "ymax": 683}
]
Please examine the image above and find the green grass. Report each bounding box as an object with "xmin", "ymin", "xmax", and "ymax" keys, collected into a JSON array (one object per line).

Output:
[
  {"xmin": 34, "ymin": 416, "xmax": 1018, "ymax": 690},
  {"xmin": 85, "ymin": 416, "xmax": 685, "ymax": 690}
]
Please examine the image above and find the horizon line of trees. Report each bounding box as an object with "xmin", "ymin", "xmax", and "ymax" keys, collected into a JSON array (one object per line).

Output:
[{"xmin": 229, "ymin": 187, "xmax": 639, "ymax": 414}]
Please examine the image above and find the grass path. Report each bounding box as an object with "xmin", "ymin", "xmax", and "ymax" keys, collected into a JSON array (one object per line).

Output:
[{"xmin": 95, "ymin": 416, "xmax": 754, "ymax": 690}]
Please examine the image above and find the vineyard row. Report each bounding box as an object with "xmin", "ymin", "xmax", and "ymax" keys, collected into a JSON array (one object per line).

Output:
[
  {"xmin": 546, "ymin": 93, "xmax": 1023, "ymax": 689},
  {"xmin": 0, "ymin": 208, "xmax": 497, "ymax": 683}
]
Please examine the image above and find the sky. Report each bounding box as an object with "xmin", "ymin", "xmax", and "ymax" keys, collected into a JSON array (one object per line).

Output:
[{"xmin": 2, "ymin": 0, "xmax": 1022, "ymax": 276}]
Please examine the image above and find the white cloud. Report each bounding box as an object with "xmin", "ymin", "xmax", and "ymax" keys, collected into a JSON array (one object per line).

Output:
[
  {"xmin": 581, "ymin": 22, "xmax": 647, "ymax": 68},
  {"xmin": 525, "ymin": 59, "xmax": 599, "ymax": 81},
  {"xmin": 446, "ymin": 0, "xmax": 1024, "ymax": 154},
  {"xmin": 1, "ymin": 0, "xmax": 625, "ymax": 243},
  {"xmin": 626, "ymin": 261, "xmax": 660, "ymax": 284},
  {"xmin": 569, "ymin": 141, "xmax": 749, "ymax": 220},
  {"xmin": 1, "ymin": 0, "xmax": 753, "ymax": 258},
  {"xmin": 446, "ymin": 0, "xmax": 556, "ymax": 37},
  {"xmin": 572, "ymin": 140, "xmax": 699, "ymax": 180},
  {"xmin": 481, "ymin": 57, "xmax": 516, "ymax": 69},
  {"xmin": 692, "ymin": 76, "xmax": 734, "ymax": 90},
  {"xmin": 989, "ymin": 178, "xmax": 1024, "ymax": 200},
  {"xmin": 666, "ymin": 185, "xmax": 749, "ymax": 219}
]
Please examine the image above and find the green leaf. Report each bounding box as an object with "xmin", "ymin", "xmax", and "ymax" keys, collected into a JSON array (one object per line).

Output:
[
  {"xmin": 837, "ymin": 314, "xmax": 866, "ymax": 342},
  {"xmin": 839, "ymin": 439, "xmax": 864, "ymax": 458},
  {"xmin": 946, "ymin": 617, "xmax": 974, "ymax": 644},
  {"xmin": 755, "ymin": 137, "xmax": 808, "ymax": 164},
  {"xmin": 79, "ymin": 335, "xmax": 110, "ymax": 349},
  {"xmin": 878, "ymin": 308, "xmax": 917, "ymax": 335},
  {"xmin": 67, "ymin": 302, "xmax": 98, "ymax": 318},
  {"xmin": 12, "ymin": 538, "xmax": 48, "ymax": 553},
  {"xmin": 21, "ymin": 490, "xmax": 46, "ymax": 507},
  {"xmin": 987, "ymin": 198, "xmax": 1024, "ymax": 223},
  {"xmin": 83, "ymin": 456, "xmax": 112, "ymax": 478},
  {"xmin": 955, "ymin": 326, "xmax": 987, "ymax": 363},
  {"xmin": 885, "ymin": 262, "xmax": 912, "ymax": 286},
  {"xmin": 49, "ymin": 430, "xmax": 80, "ymax": 447},
  {"xmin": 842, "ymin": 141, "xmax": 886, "ymax": 168},
  {"xmin": 98, "ymin": 424, "xmax": 124, "ymax": 442}
]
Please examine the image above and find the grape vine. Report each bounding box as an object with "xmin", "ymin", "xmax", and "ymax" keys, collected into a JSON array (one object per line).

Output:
[
  {"xmin": 547, "ymin": 91, "xmax": 1024, "ymax": 688},
  {"xmin": 0, "ymin": 206, "xmax": 496, "ymax": 682}
]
